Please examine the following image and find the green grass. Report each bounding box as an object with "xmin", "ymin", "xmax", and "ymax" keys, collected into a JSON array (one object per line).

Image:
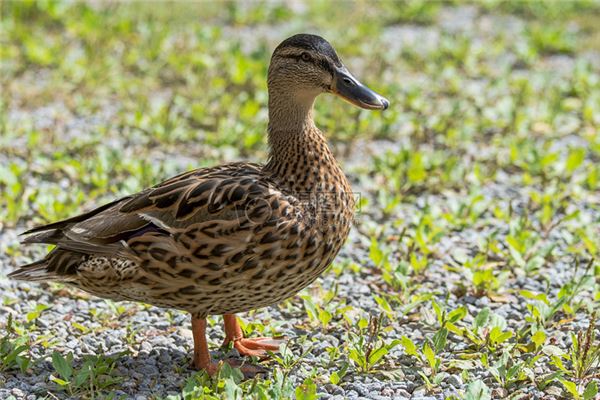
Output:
[
  {"xmin": 0, "ymin": 315, "xmax": 31, "ymax": 374},
  {"xmin": 1, "ymin": 0, "xmax": 600, "ymax": 399}
]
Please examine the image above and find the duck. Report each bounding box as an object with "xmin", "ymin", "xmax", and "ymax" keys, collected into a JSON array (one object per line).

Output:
[{"xmin": 9, "ymin": 33, "xmax": 389, "ymax": 374}]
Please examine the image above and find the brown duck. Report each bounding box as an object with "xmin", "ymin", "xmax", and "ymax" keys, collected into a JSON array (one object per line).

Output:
[{"xmin": 10, "ymin": 34, "xmax": 389, "ymax": 374}]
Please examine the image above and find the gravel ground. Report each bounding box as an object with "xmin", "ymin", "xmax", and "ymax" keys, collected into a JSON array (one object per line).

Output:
[
  {"xmin": 2, "ymin": 3, "xmax": 600, "ymax": 400},
  {"xmin": 1, "ymin": 153, "xmax": 598, "ymax": 399}
]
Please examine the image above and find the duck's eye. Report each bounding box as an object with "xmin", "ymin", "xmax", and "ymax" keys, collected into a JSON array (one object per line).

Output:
[{"xmin": 300, "ymin": 52, "xmax": 312, "ymax": 62}]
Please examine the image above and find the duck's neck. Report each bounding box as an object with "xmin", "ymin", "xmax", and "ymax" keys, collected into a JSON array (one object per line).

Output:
[
  {"xmin": 264, "ymin": 88, "xmax": 346, "ymax": 193},
  {"xmin": 267, "ymin": 87, "xmax": 317, "ymax": 135}
]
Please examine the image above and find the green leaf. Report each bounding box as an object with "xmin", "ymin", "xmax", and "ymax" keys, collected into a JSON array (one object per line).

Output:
[
  {"xmin": 330, "ymin": 371, "xmax": 340, "ymax": 385},
  {"xmin": 566, "ymin": 147, "xmax": 585, "ymax": 174},
  {"xmin": 401, "ymin": 336, "xmax": 419, "ymax": 358},
  {"xmin": 223, "ymin": 377, "xmax": 242, "ymax": 399},
  {"xmin": 550, "ymin": 355, "xmax": 568, "ymax": 373},
  {"xmin": 219, "ymin": 362, "xmax": 244, "ymax": 383},
  {"xmin": 369, "ymin": 237, "xmax": 386, "ymax": 267},
  {"xmin": 301, "ymin": 296, "xmax": 318, "ymax": 322},
  {"xmin": 506, "ymin": 235, "xmax": 524, "ymax": 254},
  {"xmin": 374, "ymin": 295, "xmax": 394, "ymax": 319},
  {"xmin": 473, "ymin": 308, "xmax": 490, "ymax": 330},
  {"xmin": 15, "ymin": 355, "xmax": 30, "ymax": 372},
  {"xmin": 520, "ymin": 290, "xmax": 549, "ymax": 303},
  {"xmin": 49, "ymin": 375, "xmax": 69, "ymax": 386},
  {"xmin": 432, "ymin": 328, "xmax": 448, "ymax": 353},
  {"xmin": 423, "ymin": 342, "xmax": 436, "ymax": 369},
  {"xmin": 368, "ymin": 347, "xmax": 388, "ymax": 367},
  {"xmin": 318, "ymin": 308, "xmax": 332, "ymax": 328},
  {"xmin": 51, "ymin": 351, "xmax": 72, "ymax": 381},
  {"xmin": 358, "ymin": 317, "xmax": 369, "ymax": 330},
  {"xmin": 532, "ymin": 330, "xmax": 546, "ymax": 348},
  {"xmin": 446, "ymin": 321, "xmax": 463, "ymax": 336},
  {"xmin": 74, "ymin": 366, "xmax": 91, "ymax": 387},
  {"xmin": 295, "ymin": 377, "xmax": 317, "ymax": 400},
  {"xmin": 561, "ymin": 379, "xmax": 580, "ymax": 400},
  {"xmin": 26, "ymin": 304, "xmax": 50, "ymax": 322},
  {"xmin": 408, "ymin": 152, "xmax": 426, "ymax": 182},
  {"xmin": 71, "ymin": 322, "xmax": 89, "ymax": 333},
  {"xmin": 465, "ymin": 379, "xmax": 491, "ymax": 400},
  {"xmin": 431, "ymin": 300, "xmax": 443, "ymax": 324},
  {"xmin": 507, "ymin": 239, "xmax": 526, "ymax": 267},
  {"xmin": 447, "ymin": 306, "xmax": 467, "ymax": 323},
  {"xmin": 583, "ymin": 381, "xmax": 598, "ymax": 400},
  {"xmin": 489, "ymin": 326, "xmax": 512, "ymax": 345},
  {"xmin": 433, "ymin": 371, "xmax": 448, "ymax": 385},
  {"xmin": 348, "ymin": 349, "xmax": 364, "ymax": 369}
]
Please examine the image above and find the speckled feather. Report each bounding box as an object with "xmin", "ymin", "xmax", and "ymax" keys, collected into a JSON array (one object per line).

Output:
[{"xmin": 10, "ymin": 34, "xmax": 356, "ymax": 319}]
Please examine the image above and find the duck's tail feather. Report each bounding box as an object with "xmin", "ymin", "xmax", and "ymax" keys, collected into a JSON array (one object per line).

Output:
[
  {"xmin": 8, "ymin": 249, "xmax": 83, "ymax": 282},
  {"xmin": 8, "ymin": 259, "xmax": 56, "ymax": 281}
]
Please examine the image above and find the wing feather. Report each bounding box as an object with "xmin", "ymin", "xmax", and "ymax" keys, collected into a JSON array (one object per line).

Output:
[
  {"xmin": 20, "ymin": 162, "xmax": 268, "ymax": 255},
  {"xmin": 13, "ymin": 162, "xmax": 306, "ymax": 286}
]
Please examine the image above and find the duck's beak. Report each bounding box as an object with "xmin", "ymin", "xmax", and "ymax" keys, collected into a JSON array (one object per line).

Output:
[{"xmin": 331, "ymin": 65, "xmax": 389, "ymax": 110}]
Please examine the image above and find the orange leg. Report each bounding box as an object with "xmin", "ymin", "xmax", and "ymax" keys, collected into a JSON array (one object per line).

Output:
[
  {"xmin": 222, "ymin": 314, "xmax": 284, "ymax": 357},
  {"xmin": 191, "ymin": 316, "xmax": 219, "ymax": 375}
]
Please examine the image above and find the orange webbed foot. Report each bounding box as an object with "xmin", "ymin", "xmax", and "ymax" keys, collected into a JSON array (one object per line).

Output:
[
  {"xmin": 232, "ymin": 337, "xmax": 285, "ymax": 357},
  {"xmin": 190, "ymin": 315, "xmax": 274, "ymax": 378},
  {"xmin": 222, "ymin": 314, "xmax": 285, "ymax": 358}
]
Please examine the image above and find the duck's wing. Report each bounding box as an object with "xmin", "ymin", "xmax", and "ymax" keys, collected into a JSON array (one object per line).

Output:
[{"xmin": 14, "ymin": 163, "xmax": 276, "ymax": 274}]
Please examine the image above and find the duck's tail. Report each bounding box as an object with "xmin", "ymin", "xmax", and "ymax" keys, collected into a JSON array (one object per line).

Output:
[
  {"xmin": 8, "ymin": 259, "xmax": 54, "ymax": 281},
  {"xmin": 8, "ymin": 248, "xmax": 83, "ymax": 282}
]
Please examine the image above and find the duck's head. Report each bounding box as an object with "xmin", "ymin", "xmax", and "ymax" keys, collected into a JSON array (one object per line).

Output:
[{"xmin": 268, "ymin": 33, "xmax": 389, "ymax": 111}]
